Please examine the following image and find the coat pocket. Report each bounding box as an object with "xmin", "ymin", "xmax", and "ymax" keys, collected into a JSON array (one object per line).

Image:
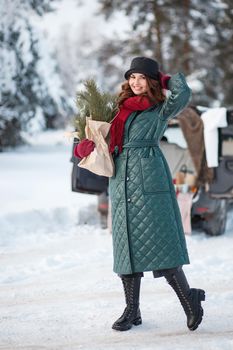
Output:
[{"xmin": 140, "ymin": 156, "xmax": 170, "ymax": 193}]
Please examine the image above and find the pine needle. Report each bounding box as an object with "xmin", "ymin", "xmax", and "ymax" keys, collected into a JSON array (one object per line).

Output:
[{"xmin": 73, "ymin": 79, "xmax": 118, "ymax": 140}]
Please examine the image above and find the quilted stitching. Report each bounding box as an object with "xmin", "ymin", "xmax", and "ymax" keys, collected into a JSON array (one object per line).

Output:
[
  {"xmin": 109, "ymin": 73, "xmax": 191, "ymax": 275},
  {"xmin": 140, "ymin": 156, "xmax": 170, "ymax": 193}
]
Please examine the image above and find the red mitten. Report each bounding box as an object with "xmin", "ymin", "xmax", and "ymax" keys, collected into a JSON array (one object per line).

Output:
[
  {"xmin": 159, "ymin": 71, "xmax": 171, "ymax": 89},
  {"xmin": 74, "ymin": 139, "xmax": 95, "ymax": 159}
]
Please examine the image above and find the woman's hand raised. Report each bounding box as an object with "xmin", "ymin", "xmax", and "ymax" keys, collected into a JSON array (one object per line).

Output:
[{"xmin": 159, "ymin": 72, "xmax": 171, "ymax": 90}]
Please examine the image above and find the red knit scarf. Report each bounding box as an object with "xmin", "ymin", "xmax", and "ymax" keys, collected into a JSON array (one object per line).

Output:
[{"xmin": 109, "ymin": 96, "xmax": 154, "ymax": 154}]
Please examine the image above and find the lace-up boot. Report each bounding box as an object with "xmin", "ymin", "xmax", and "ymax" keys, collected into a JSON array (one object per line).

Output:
[
  {"xmin": 112, "ymin": 275, "xmax": 142, "ymax": 331},
  {"xmin": 164, "ymin": 267, "xmax": 205, "ymax": 331}
]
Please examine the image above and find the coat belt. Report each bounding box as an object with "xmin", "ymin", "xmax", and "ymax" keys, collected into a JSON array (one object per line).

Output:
[{"xmin": 123, "ymin": 140, "xmax": 159, "ymax": 148}]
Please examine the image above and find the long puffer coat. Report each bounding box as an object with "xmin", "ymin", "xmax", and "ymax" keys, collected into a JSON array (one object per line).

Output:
[{"xmin": 109, "ymin": 73, "xmax": 192, "ymax": 275}]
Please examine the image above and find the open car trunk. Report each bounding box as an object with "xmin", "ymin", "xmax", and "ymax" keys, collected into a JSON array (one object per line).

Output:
[
  {"xmin": 160, "ymin": 107, "xmax": 233, "ymax": 236},
  {"xmin": 160, "ymin": 141, "xmax": 195, "ymax": 179}
]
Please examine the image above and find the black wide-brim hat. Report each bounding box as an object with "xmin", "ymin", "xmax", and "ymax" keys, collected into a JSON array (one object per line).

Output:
[{"xmin": 124, "ymin": 57, "xmax": 159, "ymax": 80}]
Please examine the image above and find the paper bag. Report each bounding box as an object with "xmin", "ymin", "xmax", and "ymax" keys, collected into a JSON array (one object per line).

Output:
[{"xmin": 78, "ymin": 117, "xmax": 115, "ymax": 177}]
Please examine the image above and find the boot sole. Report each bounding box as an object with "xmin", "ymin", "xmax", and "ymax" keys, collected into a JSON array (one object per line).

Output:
[
  {"xmin": 112, "ymin": 317, "xmax": 142, "ymax": 331},
  {"xmin": 189, "ymin": 289, "xmax": 205, "ymax": 331},
  {"xmin": 133, "ymin": 317, "xmax": 142, "ymax": 326}
]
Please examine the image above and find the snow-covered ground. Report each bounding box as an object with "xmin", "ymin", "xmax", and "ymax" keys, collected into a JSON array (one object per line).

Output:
[{"xmin": 0, "ymin": 131, "xmax": 233, "ymax": 350}]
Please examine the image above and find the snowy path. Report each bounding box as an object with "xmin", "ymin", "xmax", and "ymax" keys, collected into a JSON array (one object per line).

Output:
[{"xmin": 0, "ymin": 132, "xmax": 233, "ymax": 350}]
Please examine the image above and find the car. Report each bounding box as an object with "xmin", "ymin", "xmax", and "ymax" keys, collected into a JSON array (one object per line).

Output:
[
  {"xmin": 161, "ymin": 107, "xmax": 233, "ymax": 236},
  {"xmin": 71, "ymin": 107, "xmax": 233, "ymax": 236}
]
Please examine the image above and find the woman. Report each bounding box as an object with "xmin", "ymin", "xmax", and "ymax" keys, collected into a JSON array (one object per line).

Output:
[{"xmin": 74, "ymin": 57, "xmax": 205, "ymax": 332}]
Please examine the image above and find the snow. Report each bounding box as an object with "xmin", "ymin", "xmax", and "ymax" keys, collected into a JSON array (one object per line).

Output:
[
  {"xmin": 187, "ymin": 70, "xmax": 206, "ymax": 93},
  {"xmin": 33, "ymin": 0, "xmax": 132, "ymax": 96},
  {"xmin": 38, "ymin": 0, "xmax": 130, "ymax": 41},
  {"xmin": 0, "ymin": 130, "xmax": 233, "ymax": 349},
  {"xmin": 0, "ymin": 0, "xmax": 71, "ymax": 137}
]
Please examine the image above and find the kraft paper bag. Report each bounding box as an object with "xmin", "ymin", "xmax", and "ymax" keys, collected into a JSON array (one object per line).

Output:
[{"xmin": 78, "ymin": 117, "xmax": 115, "ymax": 177}]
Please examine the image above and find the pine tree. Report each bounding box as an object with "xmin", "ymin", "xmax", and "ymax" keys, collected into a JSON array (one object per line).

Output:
[
  {"xmin": 0, "ymin": 0, "xmax": 70, "ymax": 150},
  {"xmin": 98, "ymin": 0, "xmax": 233, "ymax": 107}
]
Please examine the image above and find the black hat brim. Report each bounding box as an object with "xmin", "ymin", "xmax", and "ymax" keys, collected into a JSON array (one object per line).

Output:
[{"xmin": 124, "ymin": 68, "xmax": 159, "ymax": 81}]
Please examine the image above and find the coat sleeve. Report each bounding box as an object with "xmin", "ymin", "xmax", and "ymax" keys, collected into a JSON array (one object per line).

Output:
[{"xmin": 159, "ymin": 72, "xmax": 192, "ymax": 121}]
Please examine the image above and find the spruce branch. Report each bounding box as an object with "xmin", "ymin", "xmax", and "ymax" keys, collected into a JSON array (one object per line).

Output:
[{"xmin": 73, "ymin": 79, "xmax": 118, "ymax": 140}]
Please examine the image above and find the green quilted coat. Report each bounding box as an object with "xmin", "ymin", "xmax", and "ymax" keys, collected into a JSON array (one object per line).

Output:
[{"xmin": 109, "ymin": 73, "xmax": 192, "ymax": 275}]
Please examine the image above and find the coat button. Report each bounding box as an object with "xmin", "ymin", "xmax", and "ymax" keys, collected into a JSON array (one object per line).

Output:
[
  {"xmin": 126, "ymin": 176, "xmax": 129, "ymax": 181},
  {"xmin": 127, "ymin": 198, "xmax": 131, "ymax": 202}
]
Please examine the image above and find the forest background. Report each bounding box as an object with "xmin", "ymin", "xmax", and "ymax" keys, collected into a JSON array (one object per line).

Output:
[{"xmin": 0, "ymin": 0, "xmax": 232, "ymax": 150}]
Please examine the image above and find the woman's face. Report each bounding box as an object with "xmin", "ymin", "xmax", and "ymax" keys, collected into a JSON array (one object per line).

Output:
[{"xmin": 128, "ymin": 73, "xmax": 149, "ymax": 95}]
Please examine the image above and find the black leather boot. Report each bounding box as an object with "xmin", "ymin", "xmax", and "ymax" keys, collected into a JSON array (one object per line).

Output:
[
  {"xmin": 163, "ymin": 267, "xmax": 205, "ymax": 331},
  {"xmin": 112, "ymin": 275, "xmax": 142, "ymax": 331}
]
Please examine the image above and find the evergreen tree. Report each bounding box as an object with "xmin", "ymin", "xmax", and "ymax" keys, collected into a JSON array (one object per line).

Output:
[
  {"xmin": 98, "ymin": 0, "xmax": 233, "ymax": 107},
  {"xmin": 99, "ymin": 0, "xmax": 167, "ymax": 69},
  {"xmin": 55, "ymin": 19, "xmax": 108, "ymax": 97},
  {"xmin": 0, "ymin": 0, "xmax": 70, "ymax": 150}
]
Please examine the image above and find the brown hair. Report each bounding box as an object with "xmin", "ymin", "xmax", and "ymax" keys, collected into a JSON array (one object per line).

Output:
[{"xmin": 117, "ymin": 76, "xmax": 166, "ymax": 107}]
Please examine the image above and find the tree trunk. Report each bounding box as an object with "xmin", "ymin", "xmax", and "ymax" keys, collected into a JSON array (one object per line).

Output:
[
  {"xmin": 183, "ymin": 0, "xmax": 191, "ymax": 74},
  {"xmin": 152, "ymin": 2, "xmax": 164, "ymax": 68}
]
